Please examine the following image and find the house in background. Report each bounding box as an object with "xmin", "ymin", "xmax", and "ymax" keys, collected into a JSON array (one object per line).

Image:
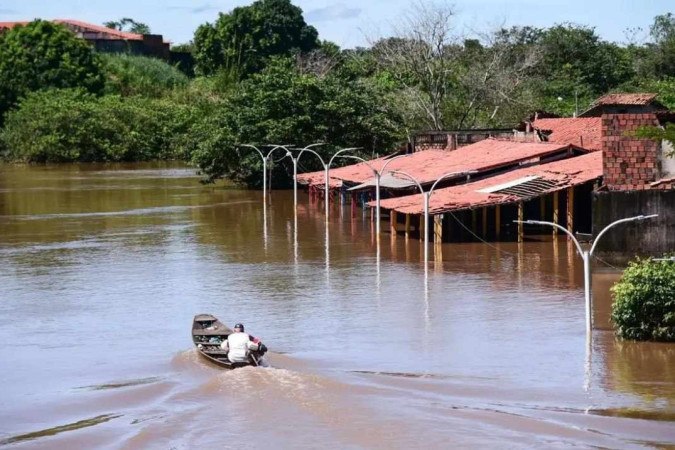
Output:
[{"xmin": 0, "ymin": 19, "xmax": 192, "ymax": 68}]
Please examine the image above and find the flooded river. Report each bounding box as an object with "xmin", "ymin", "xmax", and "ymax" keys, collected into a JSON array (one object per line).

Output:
[{"xmin": 0, "ymin": 163, "xmax": 673, "ymax": 449}]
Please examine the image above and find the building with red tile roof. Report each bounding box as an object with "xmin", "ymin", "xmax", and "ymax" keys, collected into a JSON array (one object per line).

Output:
[
  {"xmin": 0, "ymin": 19, "xmax": 170, "ymax": 60},
  {"xmin": 296, "ymin": 139, "xmax": 585, "ymax": 189},
  {"xmin": 375, "ymin": 151, "xmax": 602, "ymax": 215},
  {"xmin": 580, "ymin": 92, "xmax": 666, "ymax": 117},
  {"xmin": 531, "ymin": 117, "xmax": 602, "ymax": 151}
]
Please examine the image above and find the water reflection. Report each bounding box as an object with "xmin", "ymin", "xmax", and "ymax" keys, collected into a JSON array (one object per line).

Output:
[{"xmin": 1, "ymin": 163, "xmax": 673, "ymax": 447}]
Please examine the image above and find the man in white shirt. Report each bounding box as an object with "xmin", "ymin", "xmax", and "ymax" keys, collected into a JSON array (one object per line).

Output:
[{"xmin": 221, "ymin": 323, "xmax": 260, "ymax": 364}]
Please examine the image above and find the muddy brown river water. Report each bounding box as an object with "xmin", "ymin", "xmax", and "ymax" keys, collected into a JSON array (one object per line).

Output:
[{"xmin": 0, "ymin": 163, "xmax": 673, "ymax": 449}]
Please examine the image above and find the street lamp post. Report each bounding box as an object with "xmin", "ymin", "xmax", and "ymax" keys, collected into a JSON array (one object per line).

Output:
[
  {"xmin": 287, "ymin": 143, "xmax": 324, "ymax": 211},
  {"xmin": 240, "ymin": 144, "xmax": 291, "ymax": 204},
  {"xmin": 390, "ymin": 170, "xmax": 476, "ymax": 267},
  {"xmin": 515, "ymin": 214, "xmax": 658, "ymax": 335},
  {"xmin": 337, "ymin": 154, "xmax": 409, "ymax": 235},
  {"xmin": 295, "ymin": 147, "xmax": 359, "ymax": 220}
]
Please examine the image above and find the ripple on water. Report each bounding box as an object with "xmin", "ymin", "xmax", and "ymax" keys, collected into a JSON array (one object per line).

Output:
[{"xmin": 0, "ymin": 414, "xmax": 122, "ymax": 446}]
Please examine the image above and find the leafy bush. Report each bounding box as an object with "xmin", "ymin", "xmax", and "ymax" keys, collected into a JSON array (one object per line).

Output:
[
  {"xmin": 1, "ymin": 88, "xmax": 198, "ymax": 162},
  {"xmin": 101, "ymin": 53, "xmax": 188, "ymax": 97},
  {"xmin": 0, "ymin": 20, "xmax": 103, "ymax": 119},
  {"xmin": 190, "ymin": 57, "xmax": 405, "ymax": 185},
  {"xmin": 611, "ymin": 258, "xmax": 675, "ymax": 342}
]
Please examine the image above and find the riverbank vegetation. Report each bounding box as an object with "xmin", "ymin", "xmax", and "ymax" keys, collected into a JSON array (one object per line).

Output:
[
  {"xmin": 611, "ymin": 258, "xmax": 675, "ymax": 342},
  {"xmin": 0, "ymin": 1, "xmax": 674, "ymax": 185}
]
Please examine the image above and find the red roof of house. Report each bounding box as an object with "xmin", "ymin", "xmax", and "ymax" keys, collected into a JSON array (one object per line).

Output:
[
  {"xmin": 297, "ymin": 139, "xmax": 582, "ymax": 188},
  {"xmin": 0, "ymin": 19, "xmax": 143, "ymax": 40},
  {"xmin": 56, "ymin": 19, "xmax": 143, "ymax": 40},
  {"xmin": 592, "ymin": 93, "xmax": 658, "ymax": 106},
  {"xmin": 532, "ymin": 117, "xmax": 602, "ymax": 151},
  {"xmin": 375, "ymin": 151, "xmax": 602, "ymax": 215}
]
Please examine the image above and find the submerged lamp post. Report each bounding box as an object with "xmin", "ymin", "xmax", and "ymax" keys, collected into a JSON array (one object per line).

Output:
[
  {"xmin": 390, "ymin": 170, "xmax": 476, "ymax": 267},
  {"xmin": 241, "ymin": 144, "xmax": 291, "ymax": 250},
  {"xmin": 294, "ymin": 147, "xmax": 360, "ymax": 220},
  {"xmin": 240, "ymin": 144, "xmax": 291, "ymax": 204},
  {"xmin": 288, "ymin": 143, "xmax": 324, "ymax": 211},
  {"xmin": 337, "ymin": 154, "xmax": 408, "ymax": 236},
  {"xmin": 514, "ymin": 214, "xmax": 658, "ymax": 335}
]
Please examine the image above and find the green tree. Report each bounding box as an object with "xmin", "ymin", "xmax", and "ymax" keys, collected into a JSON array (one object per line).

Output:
[
  {"xmin": 632, "ymin": 14, "xmax": 675, "ymax": 80},
  {"xmin": 611, "ymin": 258, "xmax": 675, "ymax": 342},
  {"xmin": 193, "ymin": 0, "xmax": 319, "ymax": 77},
  {"xmin": 537, "ymin": 24, "xmax": 634, "ymax": 115},
  {"xmin": 0, "ymin": 20, "xmax": 103, "ymax": 119},
  {"xmin": 191, "ymin": 57, "xmax": 404, "ymax": 185},
  {"xmin": 1, "ymin": 88, "xmax": 197, "ymax": 162},
  {"xmin": 101, "ymin": 53, "xmax": 188, "ymax": 97},
  {"xmin": 104, "ymin": 18, "xmax": 151, "ymax": 35}
]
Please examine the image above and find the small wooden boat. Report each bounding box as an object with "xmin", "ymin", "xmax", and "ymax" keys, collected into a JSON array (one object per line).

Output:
[{"xmin": 192, "ymin": 314, "xmax": 266, "ymax": 369}]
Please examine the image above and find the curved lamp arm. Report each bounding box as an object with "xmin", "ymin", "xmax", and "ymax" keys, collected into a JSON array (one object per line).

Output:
[
  {"xmin": 517, "ymin": 220, "xmax": 584, "ymax": 256},
  {"xmin": 328, "ymin": 147, "xmax": 360, "ymax": 168},
  {"xmin": 379, "ymin": 154, "xmax": 409, "ymax": 174},
  {"xmin": 390, "ymin": 170, "xmax": 424, "ymax": 194},
  {"xmin": 337, "ymin": 155, "xmax": 377, "ymax": 176},
  {"xmin": 429, "ymin": 171, "xmax": 470, "ymax": 195},
  {"xmin": 589, "ymin": 214, "xmax": 658, "ymax": 256},
  {"xmin": 297, "ymin": 147, "xmax": 326, "ymax": 167},
  {"xmin": 265, "ymin": 144, "xmax": 292, "ymax": 161},
  {"xmin": 240, "ymin": 144, "xmax": 265, "ymax": 161},
  {"xmin": 291, "ymin": 143, "xmax": 324, "ymax": 161}
]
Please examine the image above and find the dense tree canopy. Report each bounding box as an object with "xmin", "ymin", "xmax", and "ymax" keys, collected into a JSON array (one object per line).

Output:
[
  {"xmin": 0, "ymin": 2, "xmax": 674, "ymax": 188},
  {"xmin": 1, "ymin": 88, "xmax": 197, "ymax": 163},
  {"xmin": 193, "ymin": 0, "xmax": 319, "ymax": 77},
  {"xmin": 191, "ymin": 57, "xmax": 404, "ymax": 184},
  {"xmin": 0, "ymin": 20, "xmax": 103, "ymax": 119}
]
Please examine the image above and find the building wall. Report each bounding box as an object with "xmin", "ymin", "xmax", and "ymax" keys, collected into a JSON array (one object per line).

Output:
[
  {"xmin": 601, "ymin": 113, "xmax": 661, "ymax": 190},
  {"xmin": 592, "ymin": 190, "xmax": 675, "ymax": 264}
]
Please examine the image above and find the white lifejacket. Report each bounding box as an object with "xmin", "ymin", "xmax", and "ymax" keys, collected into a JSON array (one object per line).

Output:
[{"xmin": 221, "ymin": 332, "xmax": 259, "ymax": 363}]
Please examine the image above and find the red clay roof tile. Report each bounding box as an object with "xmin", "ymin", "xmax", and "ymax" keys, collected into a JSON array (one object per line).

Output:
[
  {"xmin": 375, "ymin": 151, "xmax": 602, "ymax": 215},
  {"xmin": 532, "ymin": 117, "xmax": 602, "ymax": 151},
  {"xmin": 297, "ymin": 139, "xmax": 580, "ymax": 188}
]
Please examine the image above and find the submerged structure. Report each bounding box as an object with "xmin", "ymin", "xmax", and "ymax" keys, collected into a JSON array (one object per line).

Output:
[{"xmin": 296, "ymin": 93, "xmax": 674, "ymax": 262}]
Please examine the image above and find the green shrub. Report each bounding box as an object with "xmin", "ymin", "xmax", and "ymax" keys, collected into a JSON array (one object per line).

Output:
[
  {"xmin": 0, "ymin": 20, "xmax": 103, "ymax": 119},
  {"xmin": 611, "ymin": 258, "xmax": 675, "ymax": 342},
  {"xmin": 101, "ymin": 53, "xmax": 188, "ymax": 98},
  {"xmin": 1, "ymin": 88, "xmax": 198, "ymax": 162}
]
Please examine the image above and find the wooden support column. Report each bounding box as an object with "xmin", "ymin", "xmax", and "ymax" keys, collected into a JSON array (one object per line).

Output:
[
  {"xmin": 495, "ymin": 205, "xmax": 501, "ymax": 240},
  {"xmin": 482, "ymin": 207, "xmax": 488, "ymax": 238},
  {"xmin": 566, "ymin": 187, "xmax": 574, "ymax": 238},
  {"xmin": 552, "ymin": 191, "xmax": 559, "ymax": 238},
  {"xmin": 434, "ymin": 214, "xmax": 443, "ymax": 245},
  {"xmin": 404, "ymin": 214, "xmax": 411, "ymax": 239},
  {"xmin": 390, "ymin": 210, "xmax": 398, "ymax": 236},
  {"xmin": 434, "ymin": 214, "xmax": 443, "ymax": 261},
  {"xmin": 517, "ymin": 201, "xmax": 524, "ymax": 243}
]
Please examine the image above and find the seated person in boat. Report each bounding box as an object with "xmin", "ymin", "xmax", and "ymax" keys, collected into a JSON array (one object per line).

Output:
[{"xmin": 220, "ymin": 323, "xmax": 261, "ymax": 363}]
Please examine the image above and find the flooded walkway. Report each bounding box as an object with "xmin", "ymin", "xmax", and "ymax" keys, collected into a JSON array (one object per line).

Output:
[{"xmin": 0, "ymin": 163, "xmax": 673, "ymax": 448}]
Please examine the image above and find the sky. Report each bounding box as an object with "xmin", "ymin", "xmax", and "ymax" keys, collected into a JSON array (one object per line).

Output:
[{"xmin": 0, "ymin": 0, "xmax": 672, "ymax": 48}]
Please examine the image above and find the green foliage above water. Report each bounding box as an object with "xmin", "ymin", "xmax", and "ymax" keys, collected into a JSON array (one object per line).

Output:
[
  {"xmin": 189, "ymin": 57, "xmax": 405, "ymax": 185},
  {"xmin": 0, "ymin": 89, "xmax": 198, "ymax": 163},
  {"xmin": 101, "ymin": 54, "xmax": 189, "ymax": 97},
  {"xmin": 2, "ymin": 4, "xmax": 675, "ymax": 187},
  {"xmin": 611, "ymin": 258, "xmax": 675, "ymax": 342},
  {"xmin": 0, "ymin": 20, "xmax": 104, "ymax": 119}
]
